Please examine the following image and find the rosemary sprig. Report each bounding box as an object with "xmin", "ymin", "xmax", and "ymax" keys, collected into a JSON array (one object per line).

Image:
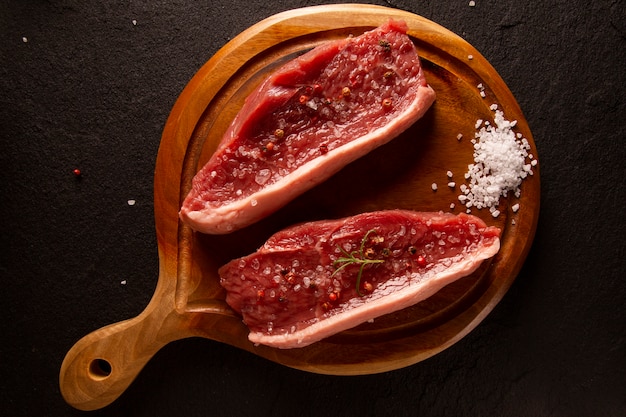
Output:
[{"xmin": 332, "ymin": 229, "xmax": 385, "ymax": 296}]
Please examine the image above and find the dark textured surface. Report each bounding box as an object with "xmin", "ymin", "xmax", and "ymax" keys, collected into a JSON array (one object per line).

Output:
[{"xmin": 1, "ymin": 1, "xmax": 624, "ymax": 416}]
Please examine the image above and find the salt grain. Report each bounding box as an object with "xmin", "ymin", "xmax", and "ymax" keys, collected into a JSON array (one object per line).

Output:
[
  {"xmin": 468, "ymin": 54, "xmax": 474, "ymax": 60},
  {"xmin": 127, "ymin": 199, "xmax": 136, "ymax": 206},
  {"xmin": 254, "ymin": 168, "xmax": 271, "ymax": 185},
  {"xmin": 22, "ymin": 36, "xmax": 28, "ymax": 43},
  {"xmin": 132, "ymin": 19, "xmax": 137, "ymax": 26},
  {"xmin": 431, "ymin": 183, "xmax": 438, "ymax": 191},
  {"xmin": 469, "ymin": 1, "xmax": 476, "ymax": 6}
]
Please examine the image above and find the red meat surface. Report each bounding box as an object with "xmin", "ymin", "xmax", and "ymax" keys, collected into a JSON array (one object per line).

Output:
[
  {"xmin": 219, "ymin": 210, "xmax": 501, "ymax": 348},
  {"xmin": 180, "ymin": 21, "xmax": 436, "ymax": 234}
]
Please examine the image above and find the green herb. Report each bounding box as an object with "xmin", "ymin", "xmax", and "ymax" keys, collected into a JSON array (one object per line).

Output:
[{"xmin": 332, "ymin": 229, "xmax": 385, "ymax": 296}]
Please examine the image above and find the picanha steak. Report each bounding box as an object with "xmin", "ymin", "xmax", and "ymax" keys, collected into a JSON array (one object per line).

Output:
[
  {"xmin": 219, "ymin": 210, "xmax": 501, "ymax": 348},
  {"xmin": 179, "ymin": 20, "xmax": 436, "ymax": 234}
]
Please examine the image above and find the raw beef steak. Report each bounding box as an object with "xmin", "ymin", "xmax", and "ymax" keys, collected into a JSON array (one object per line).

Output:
[
  {"xmin": 180, "ymin": 21, "xmax": 436, "ymax": 234},
  {"xmin": 219, "ymin": 210, "xmax": 501, "ymax": 348}
]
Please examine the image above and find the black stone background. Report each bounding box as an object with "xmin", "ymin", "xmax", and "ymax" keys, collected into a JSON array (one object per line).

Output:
[{"xmin": 1, "ymin": 1, "xmax": 624, "ymax": 416}]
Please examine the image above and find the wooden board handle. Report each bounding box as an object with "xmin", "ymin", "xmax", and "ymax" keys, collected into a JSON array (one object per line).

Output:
[{"xmin": 59, "ymin": 305, "xmax": 189, "ymax": 411}]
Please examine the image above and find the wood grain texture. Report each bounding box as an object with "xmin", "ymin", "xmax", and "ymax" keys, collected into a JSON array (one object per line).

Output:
[{"xmin": 60, "ymin": 4, "xmax": 539, "ymax": 411}]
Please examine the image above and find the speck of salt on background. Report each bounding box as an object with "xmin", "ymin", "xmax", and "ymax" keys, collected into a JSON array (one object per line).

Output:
[
  {"xmin": 22, "ymin": 36, "xmax": 28, "ymax": 43},
  {"xmin": 132, "ymin": 19, "xmax": 137, "ymax": 26},
  {"xmin": 127, "ymin": 199, "xmax": 136, "ymax": 206},
  {"xmin": 469, "ymin": 1, "xmax": 476, "ymax": 6}
]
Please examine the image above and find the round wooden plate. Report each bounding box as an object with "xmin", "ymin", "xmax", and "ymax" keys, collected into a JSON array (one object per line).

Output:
[{"xmin": 60, "ymin": 4, "xmax": 539, "ymax": 411}]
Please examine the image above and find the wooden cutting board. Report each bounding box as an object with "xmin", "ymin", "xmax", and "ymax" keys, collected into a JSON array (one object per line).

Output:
[{"xmin": 60, "ymin": 4, "xmax": 539, "ymax": 411}]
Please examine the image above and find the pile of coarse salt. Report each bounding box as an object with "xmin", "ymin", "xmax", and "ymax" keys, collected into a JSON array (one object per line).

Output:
[{"xmin": 458, "ymin": 103, "xmax": 536, "ymax": 217}]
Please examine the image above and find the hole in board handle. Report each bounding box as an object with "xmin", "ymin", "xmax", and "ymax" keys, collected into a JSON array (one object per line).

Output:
[{"xmin": 88, "ymin": 359, "xmax": 112, "ymax": 380}]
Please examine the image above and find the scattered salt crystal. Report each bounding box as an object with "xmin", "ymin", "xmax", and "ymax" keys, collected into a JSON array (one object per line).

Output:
[
  {"xmin": 132, "ymin": 19, "xmax": 137, "ymax": 26},
  {"xmin": 127, "ymin": 199, "xmax": 136, "ymax": 206},
  {"xmin": 457, "ymin": 133, "xmax": 463, "ymax": 141},
  {"xmin": 450, "ymin": 203, "xmax": 456, "ymax": 209},
  {"xmin": 511, "ymin": 219, "xmax": 516, "ymax": 225},
  {"xmin": 491, "ymin": 209, "xmax": 500, "ymax": 218},
  {"xmin": 512, "ymin": 203, "xmax": 520, "ymax": 212},
  {"xmin": 121, "ymin": 280, "xmax": 127, "ymax": 285},
  {"xmin": 251, "ymin": 199, "xmax": 258, "ymax": 207},
  {"xmin": 468, "ymin": 54, "xmax": 473, "ymax": 60},
  {"xmin": 480, "ymin": 91, "xmax": 486, "ymax": 98},
  {"xmin": 475, "ymin": 119, "xmax": 483, "ymax": 129},
  {"xmin": 447, "ymin": 170, "xmax": 454, "ymax": 178},
  {"xmin": 254, "ymin": 168, "xmax": 271, "ymax": 185},
  {"xmin": 448, "ymin": 182, "xmax": 456, "ymax": 188},
  {"xmin": 431, "ymin": 183, "xmax": 438, "ymax": 191},
  {"xmin": 22, "ymin": 36, "xmax": 28, "ymax": 43},
  {"xmin": 469, "ymin": 0, "xmax": 476, "ymax": 6}
]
